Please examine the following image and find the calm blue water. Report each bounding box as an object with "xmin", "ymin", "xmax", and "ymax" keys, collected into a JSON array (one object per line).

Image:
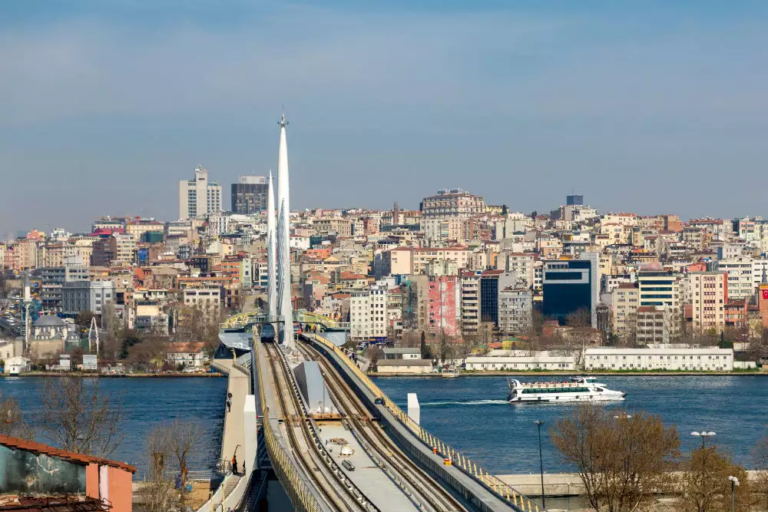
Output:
[
  {"xmin": 0, "ymin": 377, "xmax": 227, "ymax": 476},
  {"xmin": 374, "ymin": 375, "xmax": 768, "ymax": 474}
]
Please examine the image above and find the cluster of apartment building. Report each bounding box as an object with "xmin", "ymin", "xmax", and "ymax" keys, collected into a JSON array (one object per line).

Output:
[{"xmin": 5, "ymin": 183, "xmax": 768, "ymax": 371}]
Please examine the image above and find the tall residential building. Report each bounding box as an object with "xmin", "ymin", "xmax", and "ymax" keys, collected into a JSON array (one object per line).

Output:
[
  {"xmin": 637, "ymin": 268, "xmax": 681, "ymax": 340},
  {"xmin": 715, "ymin": 257, "xmax": 754, "ymax": 300},
  {"xmin": 542, "ymin": 253, "xmax": 599, "ymax": 327},
  {"xmin": 498, "ymin": 287, "xmax": 532, "ymax": 335},
  {"xmin": 426, "ymin": 275, "xmax": 459, "ymax": 337},
  {"xmin": 350, "ymin": 287, "xmax": 388, "ymax": 341},
  {"xmin": 612, "ymin": 283, "xmax": 640, "ymax": 339},
  {"xmin": 231, "ymin": 175, "xmax": 268, "ymax": 214},
  {"xmin": 688, "ymin": 271, "xmax": 728, "ymax": 334},
  {"xmin": 460, "ymin": 271, "xmax": 481, "ymax": 336},
  {"xmin": 178, "ymin": 166, "xmax": 222, "ymax": 219}
]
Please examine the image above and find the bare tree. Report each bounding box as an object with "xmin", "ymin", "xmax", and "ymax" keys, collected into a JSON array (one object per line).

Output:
[
  {"xmin": 75, "ymin": 310, "xmax": 95, "ymax": 330},
  {"xmin": 678, "ymin": 444, "xmax": 752, "ymax": 512},
  {"xmin": 140, "ymin": 425, "xmax": 177, "ymax": 512},
  {"xmin": 566, "ymin": 307, "xmax": 592, "ymax": 328},
  {"xmin": 38, "ymin": 376, "xmax": 124, "ymax": 457},
  {"xmin": 550, "ymin": 405, "xmax": 680, "ymax": 512},
  {"xmin": 168, "ymin": 420, "xmax": 201, "ymax": 510},
  {"xmin": 366, "ymin": 347, "xmax": 384, "ymax": 369},
  {"xmin": 127, "ymin": 333, "xmax": 168, "ymax": 371},
  {"xmin": 0, "ymin": 394, "xmax": 32, "ymax": 439},
  {"xmin": 754, "ymin": 431, "xmax": 768, "ymax": 511},
  {"xmin": 140, "ymin": 420, "xmax": 201, "ymax": 511}
]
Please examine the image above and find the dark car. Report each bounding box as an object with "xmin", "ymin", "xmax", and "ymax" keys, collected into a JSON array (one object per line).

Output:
[{"xmin": 260, "ymin": 323, "xmax": 276, "ymax": 343}]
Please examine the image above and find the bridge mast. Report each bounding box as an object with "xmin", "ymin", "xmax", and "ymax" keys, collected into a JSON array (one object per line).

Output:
[
  {"xmin": 266, "ymin": 170, "xmax": 277, "ymax": 326},
  {"xmin": 276, "ymin": 113, "xmax": 294, "ymax": 349}
]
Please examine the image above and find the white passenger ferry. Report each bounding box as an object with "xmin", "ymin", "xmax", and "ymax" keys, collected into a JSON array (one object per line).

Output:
[{"xmin": 507, "ymin": 377, "xmax": 625, "ymax": 404}]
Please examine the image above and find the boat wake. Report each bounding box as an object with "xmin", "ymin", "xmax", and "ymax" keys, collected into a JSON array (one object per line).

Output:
[{"xmin": 420, "ymin": 399, "xmax": 509, "ymax": 407}]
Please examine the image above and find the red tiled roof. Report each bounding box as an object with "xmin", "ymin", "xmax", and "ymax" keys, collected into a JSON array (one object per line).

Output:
[
  {"xmin": 166, "ymin": 342, "xmax": 205, "ymax": 354},
  {"xmin": 0, "ymin": 435, "xmax": 136, "ymax": 473}
]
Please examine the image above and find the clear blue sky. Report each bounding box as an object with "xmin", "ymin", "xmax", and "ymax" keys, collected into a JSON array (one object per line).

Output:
[{"xmin": 2, "ymin": 1, "xmax": 767, "ymax": 235}]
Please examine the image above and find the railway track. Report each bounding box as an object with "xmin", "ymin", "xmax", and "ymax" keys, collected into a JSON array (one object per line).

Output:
[
  {"xmin": 298, "ymin": 339, "xmax": 470, "ymax": 512},
  {"xmin": 264, "ymin": 342, "xmax": 379, "ymax": 512}
]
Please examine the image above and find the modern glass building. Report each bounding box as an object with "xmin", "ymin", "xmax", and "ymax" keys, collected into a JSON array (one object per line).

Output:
[
  {"xmin": 542, "ymin": 253, "xmax": 599, "ymax": 326},
  {"xmin": 231, "ymin": 175, "xmax": 268, "ymax": 214}
]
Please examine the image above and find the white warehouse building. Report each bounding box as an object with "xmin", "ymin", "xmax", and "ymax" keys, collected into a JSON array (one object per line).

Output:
[
  {"xmin": 465, "ymin": 356, "xmax": 576, "ymax": 371},
  {"xmin": 584, "ymin": 347, "xmax": 734, "ymax": 372}
]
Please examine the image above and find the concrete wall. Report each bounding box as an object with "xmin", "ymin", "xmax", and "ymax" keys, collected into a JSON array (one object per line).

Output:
[{"xmin": 0, "ymin": 445, "xmax": 84, "ymax": 494}]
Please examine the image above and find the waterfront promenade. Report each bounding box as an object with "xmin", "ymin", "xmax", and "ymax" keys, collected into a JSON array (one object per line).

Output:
[{"xmin": 201, "ymin": 357, "xmax": 250, "ymax": 511}]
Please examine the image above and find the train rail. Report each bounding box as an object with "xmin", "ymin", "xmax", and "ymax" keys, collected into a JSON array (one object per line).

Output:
[
  {"xmin": 264, "ymin": 342, "xmax": 379, "ymax": 512},
  {"xmin": 297, "ymin": 340, "xmax": 470, "ymax": 512}
]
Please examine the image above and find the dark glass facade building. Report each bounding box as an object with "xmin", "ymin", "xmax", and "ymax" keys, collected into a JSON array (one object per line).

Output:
[
  {"xmin": 542, "ymin": 254, "xmax": 598, "ymax": 326},
  {"xmin": 231, "ymin": 176, "xmax": 268, "ymax": 214},
  {"xmin": 480, "ymin": 275, "xmax": 500, "ymax": 324}
]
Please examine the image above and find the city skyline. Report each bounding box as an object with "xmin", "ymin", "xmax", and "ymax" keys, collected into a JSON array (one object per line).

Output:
[{"xmin": 3, "ymin": 1, "xmax": 768, "ymax": 234}]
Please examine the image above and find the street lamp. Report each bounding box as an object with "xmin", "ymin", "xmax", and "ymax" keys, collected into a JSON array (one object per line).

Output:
[
  {"xmin": 728, "ymin": 475, "xmax": 739, "ymax": 512},
  {"xmin": 691, "ymin": 431, "xmax": 716, "ymax": 448},
  {"xmin": 534, "ymin": 420, "xmax": 546, "ymax": 509}
]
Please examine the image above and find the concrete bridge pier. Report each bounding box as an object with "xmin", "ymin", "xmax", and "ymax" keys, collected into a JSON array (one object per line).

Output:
[
  {"xmin": 407, "ymin": 393, "xmax": 421, "ymax": 425},
  {"xmin": 243, "ymin": 395, "xmax": 257, "ymax": 476}
]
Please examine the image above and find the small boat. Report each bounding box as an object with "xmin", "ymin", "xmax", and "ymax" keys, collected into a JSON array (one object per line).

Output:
[{"xmin": 507, "ymin": 376, "xmax": 625, "ymax": 404}]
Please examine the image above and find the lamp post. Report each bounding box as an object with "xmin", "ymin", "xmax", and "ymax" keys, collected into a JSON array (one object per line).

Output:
[
  {"xmin": 691, "ymin": 431, "xmax": 716, "ymax": 448},
  {"xmin": 728, "ymin": 475, "xmax": 739, "ymax": 512},
  {"xmin": 534, "ymin": 420, "xmax": 546, "ymax": 509}
]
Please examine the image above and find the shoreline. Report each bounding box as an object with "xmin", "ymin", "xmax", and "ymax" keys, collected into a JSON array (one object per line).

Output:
[
  {"xmin": 1, "ymin": 371, "xmax": 225, "ymax": 378},
  {"xmin": 370, "ymin": 370, "xmax": 765, "ymax": 377}
]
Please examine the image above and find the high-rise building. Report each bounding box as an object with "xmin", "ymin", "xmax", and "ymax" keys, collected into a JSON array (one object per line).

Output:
[
  {"xmin": 350, "ymin": 287, "xmax": 388, "ymax": 341},
  {"xmin": 426, "ymin": 275, "xmax": 459, "ymax": 337},
  {"xmin": 178, "ymin": 166, "xmax": 222, "ymax": 219},
  {"xmin": 566, "ymin": 194, "xmax": 584, "ymax": 206},
  {"xmin": 498, "ymin": 286, "xmax": 532, "ymax": 334},
  {"xmin": 460, "ymin": 271, "xmax": 481, "ymax": 336},
  {"xmin": 542, "ymin": 253, "xmax": 599, "ymax": 327},
  {"xmin": 636, "ymin": 268, "xmax": 681, "ymax": 342},
  {"xmin": 231, "ymin": 175, "xmax": 268, "ymax": 214},
  {"xmin": 688, "ymin": 271, "xmax": 728, "ymax": 334},
  {"xmin": 479, "ymin": 270, "xmax": 517, "ymax": 326}
]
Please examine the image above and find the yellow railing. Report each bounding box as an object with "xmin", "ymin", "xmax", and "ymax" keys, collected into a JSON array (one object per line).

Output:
[
  {"xmin": 295, "ymin": 311, "xmax": 339, "ymax": 329},
  {"xmin": 254, "ymin": 341, "xmax": 322, "ymax": 512},
  {"xmin": 221, "ymin": 312, "xmax": 265, "ymax": 329},
  {"xmin": 310, "ymin": 334, "xmax": 543, "ymax": 512}
]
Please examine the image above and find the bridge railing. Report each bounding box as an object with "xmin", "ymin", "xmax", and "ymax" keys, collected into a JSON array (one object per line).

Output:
[
  {"xmin": 310, "ymin": 334, "xmax": 544, "ymax": 512},
  {"xmin": 253, "ymin": 341, "xmax": 322, "ymax": 512}
]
